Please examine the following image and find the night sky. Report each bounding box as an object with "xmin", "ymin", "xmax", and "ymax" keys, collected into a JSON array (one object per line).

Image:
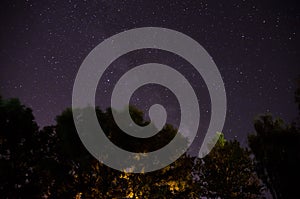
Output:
[{"xmin": 0, "ymin": 0, "xmax": 299, "ymax": 147}]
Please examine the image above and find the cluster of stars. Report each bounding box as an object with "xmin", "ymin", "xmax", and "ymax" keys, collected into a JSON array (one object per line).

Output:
[{"xmin": 0, "ymin": 0, "xmax": 298, "ymax": 146}]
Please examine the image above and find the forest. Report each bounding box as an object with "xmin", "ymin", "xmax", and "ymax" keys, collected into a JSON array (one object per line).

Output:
[{"xmin": 0, "ymin": 83, "xmax": 299, "ymax": 199}]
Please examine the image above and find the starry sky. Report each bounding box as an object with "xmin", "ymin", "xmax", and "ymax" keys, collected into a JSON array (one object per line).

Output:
[{"xmin": 0, "ymin": 0, "xmax": 299, "ymax": 147}]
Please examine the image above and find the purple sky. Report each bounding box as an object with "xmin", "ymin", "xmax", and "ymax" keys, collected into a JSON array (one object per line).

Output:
[{"xmin": 0, "ymin": 0, "xmax": 299, "ymax": 148}]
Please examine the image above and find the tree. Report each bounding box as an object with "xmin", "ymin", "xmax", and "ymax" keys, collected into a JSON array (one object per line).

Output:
[
  {"xmin": 0, "ymin": 95, "xmax": 264, "ymax": 198},
  {"xmin": 46, "ymin": 106, "xmax": 193, "ymax": 198},
  {"xmin": 248, "ymin": 115, "xmax": 300, "ymax": 199},
  {"xmin": 0, "ymin": 97, "xmax": 41, "ymax": 197},
  {"xmin": 248, "ymin": 80, "xmax": 300, "ymax": 199},
  {"xmin": 194, "ymin": 133, "xmax": 263, "ymax": 199}
]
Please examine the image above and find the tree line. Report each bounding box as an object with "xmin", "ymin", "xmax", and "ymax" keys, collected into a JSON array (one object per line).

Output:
[{"xmin": 0, "ymin": 82, "xmax": 299, "ymax": 199}]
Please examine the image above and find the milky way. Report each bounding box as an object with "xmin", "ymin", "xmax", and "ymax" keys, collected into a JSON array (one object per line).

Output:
[{"xmin": 0, "ymin": 0, "xmax": 299, "ymax": 148}]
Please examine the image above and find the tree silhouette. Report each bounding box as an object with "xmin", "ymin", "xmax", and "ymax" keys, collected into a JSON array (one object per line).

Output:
[
  {"xmin": 0, "ymin": 95, "xmax": 264, "ymax": 198},
  {"xmin": 194, "ymin": 133, "xmax": 263, "ymax": 199},
  {"xmin": 248, "ymin": 79, "xmax": 300, "ymax": 199},
  {"xmin": 248, "ymin": 115, "xmax": 300, "ymax": 199},
  {"xmin": 0, "ymin": 97, "xmax": 41, "ymax": 197},
  {"xmin": 45, "ymin": 106, "xmax": 192, "ymax": 198}
]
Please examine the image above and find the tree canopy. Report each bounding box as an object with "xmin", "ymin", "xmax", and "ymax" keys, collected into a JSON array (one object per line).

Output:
[
  {"xmin": 248, "ymin": 115, "xmax": 300, "ymax": 199},
  {"xmin": 7, "ymin": 94, "xmax": 300, "ymax": 198}
]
